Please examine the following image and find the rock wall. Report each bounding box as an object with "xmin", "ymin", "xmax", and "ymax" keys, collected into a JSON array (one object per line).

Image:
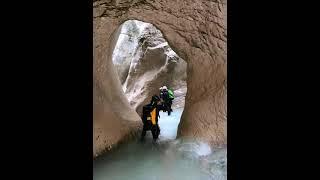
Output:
[
  {"xmin": 113, "ymin": 20, "xmax": 187, "ymax": 115},
  {"xmin": 93, "ymin": 0, "xmax": 227, "ymax": 156},
  {"xmin": 112, "ymin": 20, "xmax": 145, "ymax": 84},
  {"xmin": 93, "ymin": 18, "xmax": 142, "ymax": 158}
]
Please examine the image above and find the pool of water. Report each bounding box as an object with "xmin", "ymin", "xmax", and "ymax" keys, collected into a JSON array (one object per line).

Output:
[{"xmin": 93, "ymin": 108, "xmax": 227, "ymax": 180}]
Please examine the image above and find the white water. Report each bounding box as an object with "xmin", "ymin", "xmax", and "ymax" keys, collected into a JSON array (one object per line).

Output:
[{"xmin": 93, "ymin": 108, "xmax": 227, "ymax": 180}]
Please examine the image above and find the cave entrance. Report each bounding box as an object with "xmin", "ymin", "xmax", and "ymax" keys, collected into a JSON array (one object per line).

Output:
[{"xmin": 111, "ymin": 20, "xmax": 187, "ymax": 140}]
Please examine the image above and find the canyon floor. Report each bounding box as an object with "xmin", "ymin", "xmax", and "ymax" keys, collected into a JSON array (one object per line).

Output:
[{"xmin": 93, "ymin": 108, "xmax": 227, "ymax": 180}]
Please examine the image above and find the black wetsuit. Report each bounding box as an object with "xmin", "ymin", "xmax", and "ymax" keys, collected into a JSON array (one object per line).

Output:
[
  {"xmin": 160, "ymin": 90, "xmax": 173, "ymax": 115},
  {"xmin": 140, "ymin": 100, "xmax": 165, "ymax": 140}
]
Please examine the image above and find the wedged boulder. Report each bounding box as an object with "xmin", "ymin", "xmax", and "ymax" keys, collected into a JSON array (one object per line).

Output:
[{"xmin": 119, "ymin": 22, "xmax": 187, "ymax": 115}]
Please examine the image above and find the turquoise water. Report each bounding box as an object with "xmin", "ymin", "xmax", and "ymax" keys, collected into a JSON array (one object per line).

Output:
[{"xmin": 93, "ymin": 108, "xmax": 227, "ymax": 180}]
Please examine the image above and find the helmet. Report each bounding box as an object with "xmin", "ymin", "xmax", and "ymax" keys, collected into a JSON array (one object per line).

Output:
[
  {"xmin": 151, "ymin": 95, "xmax": 160, "ymax": 103},
  {"xmin": 162, "ymin": 86, "xmax": 168, "ymax": 90}
]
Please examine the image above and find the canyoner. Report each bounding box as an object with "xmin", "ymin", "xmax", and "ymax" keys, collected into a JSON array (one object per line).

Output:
[
  {"xmin": 141, "ymin": 95, "xmax": 169, "ymax": 141},
  {"xmin": 160, "ymin": 86, "xmax": 175, "ymax": 115}
]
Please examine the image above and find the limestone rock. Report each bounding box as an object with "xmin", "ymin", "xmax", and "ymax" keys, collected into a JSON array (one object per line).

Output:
[
  {"xmin": 115, "ymin": 21, "xmax": 187, "ymax": 114},
  {"xmin": 93, "ymin": 0, "xmax": 227, "ymax": 156}
]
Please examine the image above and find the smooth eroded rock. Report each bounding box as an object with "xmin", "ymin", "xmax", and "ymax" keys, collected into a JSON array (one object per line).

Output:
[{"xmin": 93, "ymin": 0, "xmax": 227, "ymax": 156}]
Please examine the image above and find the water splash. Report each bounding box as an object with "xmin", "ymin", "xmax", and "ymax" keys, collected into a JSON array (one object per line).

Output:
[{"xmin": 93, "ymin": 107, "xmax": 226, "ymax": 180}]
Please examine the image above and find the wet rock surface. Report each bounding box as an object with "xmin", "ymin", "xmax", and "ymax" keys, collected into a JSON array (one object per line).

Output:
[
  {"xmin": 113, "ymin": 20, "xmax": 187, "ymax": 114},
  {"xmin": 93, "ymin": 0, "xmax": 227, "ymax": 156}
]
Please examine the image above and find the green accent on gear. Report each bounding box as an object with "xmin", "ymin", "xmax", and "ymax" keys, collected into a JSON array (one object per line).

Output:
[{"xmin": 168, "ymin": 89, "xmax": 175, "ymax": 99}]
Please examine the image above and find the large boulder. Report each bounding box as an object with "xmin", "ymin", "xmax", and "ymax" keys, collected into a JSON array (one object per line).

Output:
[{"xmin": 115, "ymin": 22, "xmax": 187, "ymax": 115}]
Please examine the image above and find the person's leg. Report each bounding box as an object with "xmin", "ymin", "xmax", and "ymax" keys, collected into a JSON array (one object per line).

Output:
[
  {"xmin": 157, "ymin": 124, "xmax": 160, "ymax": 137},
  {"xmin": 162, "ymin": 102, "xmax": 166, "ymax": 112},
  {"xmin": 166, "ymin": 99, "xmax": 173, "ymax": 115},
  {"xmin": 151, "ymin": 125, "xmax": 160, "ymax": 140},
  {"xmin": 140, "ymin": 125, "xmax": 147, "ymax": 141},
  {"xmin": 164, "ymin": 101, "xmax": 170, "ymax": 115}
]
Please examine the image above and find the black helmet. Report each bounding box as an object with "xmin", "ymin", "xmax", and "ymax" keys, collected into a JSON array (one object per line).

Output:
[{"xmin": 151, "ymin": 95, "xmax": 160, "ymax": 104}]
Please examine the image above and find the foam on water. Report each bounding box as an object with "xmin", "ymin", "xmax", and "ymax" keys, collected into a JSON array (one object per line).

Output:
[{"xmin": 93, "ymin": 108, "xmax": 226, "ymax": 180}]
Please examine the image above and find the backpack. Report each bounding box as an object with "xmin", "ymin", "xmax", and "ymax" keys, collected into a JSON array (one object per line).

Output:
[
  {"xmin": 168, "ymin": 89, "xmax": 175, "ymax": 99},
  {"xmin": 142, "ymin": 104, "xmax": 158, "ymax": 125}
]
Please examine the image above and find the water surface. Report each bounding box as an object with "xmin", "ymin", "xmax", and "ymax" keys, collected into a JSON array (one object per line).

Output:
[{"xmin": 93, "ymin": 108, "xmax": 227, "ymax": 180}]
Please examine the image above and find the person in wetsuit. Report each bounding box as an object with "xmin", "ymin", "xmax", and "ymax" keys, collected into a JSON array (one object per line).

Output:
[
  {"xmin": 140, "ymin": 95, "xmax": 165, "ymax": 141},
  {"xmin": 159, "ymin": 86, "xmax": 174, "ymax": 115}
]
